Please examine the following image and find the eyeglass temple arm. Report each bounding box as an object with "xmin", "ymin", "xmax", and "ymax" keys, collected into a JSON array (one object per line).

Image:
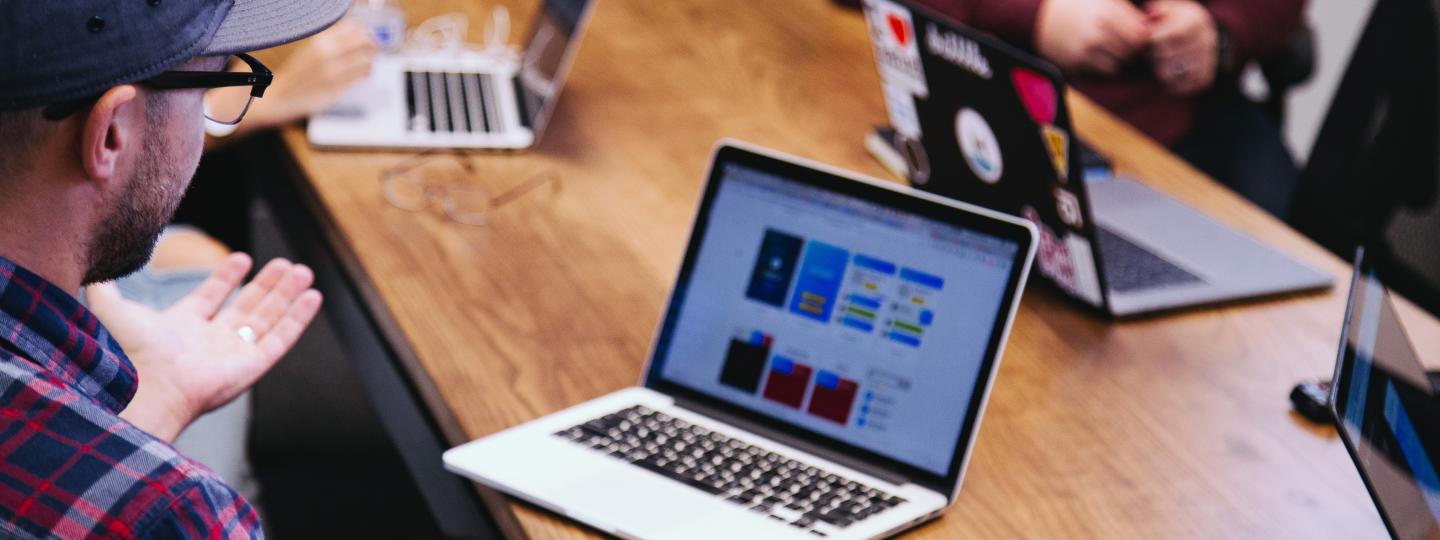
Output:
[
  {"xmin": 491, "ymin": 172, "xmax": 557, "ymax": 207},
  {"xmin": 147, "ymin": 53, "xmax": 273, "ymax": 98},
  {"xmin": 235, "ymin": 53, "xmax": 272, "ymax": 98}
]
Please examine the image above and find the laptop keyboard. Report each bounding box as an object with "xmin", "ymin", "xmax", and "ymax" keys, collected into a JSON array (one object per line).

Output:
[
  {"xmin": 404, "ymin": 70, "xmax": 500, "ymax": 134},
  {"xmin": 1096, "ymin": 226, "xmax": 1204, "ymax": 293},
  {"xmin": 555, "ymin": 405, "xmax": 907, "ymax": 535}
]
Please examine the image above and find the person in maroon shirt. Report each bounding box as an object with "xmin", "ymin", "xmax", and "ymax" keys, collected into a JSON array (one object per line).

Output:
[{"xmin": 916, "ymin": 0, "xmax": 1307, "ymax": 217}]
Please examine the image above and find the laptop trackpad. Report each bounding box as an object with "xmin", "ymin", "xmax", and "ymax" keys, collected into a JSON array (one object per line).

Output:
[{"xmin": 550, "ymin": 464, "xmax": 748, "ymax": 538}]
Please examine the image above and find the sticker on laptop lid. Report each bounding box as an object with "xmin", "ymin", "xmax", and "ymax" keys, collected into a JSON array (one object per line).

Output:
[
  {"xmin": 1024, "ymin": 205, "xmax": 1076, "ymax": 286},
  {"xmin": 1023, "ymin": 206, "xmax": 1102, "ymax": 307},
  {"xmin": 865, "ymin": 0, "xmax": 928, "ymax": 97},
  {"xmin": 902, "ymin": 136, "xmax": 931, "ymax": 186},
  {"xmin": 883, "ymin": 82, "xmax": 922, "ymax": 139},
  {"xmin": 1042, "ymin": 124, "xmax": 1069, "ymax": 182},
  {"xmin": 956, "ymin": 108, "xmax": 1002, "ymax": 184},
  {"xmin": 1063, "ymin": 233, "xmax": 1102, "ymax": 305},
  {"xmin": 923, "ymin": 24, "xmax": 992, "ymax": 80},
  {"xmin": 1012, "ymin": 67, "xmax": 1058, "ymax": 125},
  {"xmin": 1054, "ymin": 187, "xmax": 1083, "ymax": 228}
]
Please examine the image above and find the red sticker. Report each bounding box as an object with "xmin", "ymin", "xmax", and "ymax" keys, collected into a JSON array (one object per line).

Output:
[
  {"xmin": 1012, "ymin": 68, "xmax": 1057, "ymax": 125},
  {"xmin": 886, "ymin": 12, "xmax": 909, "ymax": 46}
]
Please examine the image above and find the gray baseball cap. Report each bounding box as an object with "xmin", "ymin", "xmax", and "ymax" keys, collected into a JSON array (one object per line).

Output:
[{"xmin": 0, "ymin": 0, "xmax": 352, "ymax": 111}]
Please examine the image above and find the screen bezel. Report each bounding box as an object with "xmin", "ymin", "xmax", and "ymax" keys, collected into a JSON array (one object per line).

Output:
[{"xmin": 642, "ymin": 143, "xmax": 1035, "ymax": 495}]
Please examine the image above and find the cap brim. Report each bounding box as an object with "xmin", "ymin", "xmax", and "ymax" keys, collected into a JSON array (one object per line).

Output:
[{"xmin": 203, "ymin": 0, "xmax": 351, "ymax": 56}]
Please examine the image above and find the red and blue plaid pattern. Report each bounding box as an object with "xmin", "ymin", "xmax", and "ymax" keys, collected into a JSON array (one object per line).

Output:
[{"xmin": 0, "ymin": 258, "xmax": 262, "ymax": 539}]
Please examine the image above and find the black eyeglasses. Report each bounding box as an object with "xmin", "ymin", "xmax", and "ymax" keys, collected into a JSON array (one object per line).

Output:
[{"xmin": 41, "ymin": 53, "xmax": 272, "ymax": 125}]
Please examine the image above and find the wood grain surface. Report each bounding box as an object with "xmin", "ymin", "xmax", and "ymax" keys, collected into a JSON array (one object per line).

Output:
[{"xmin": 269, "ymin": 0, "xmax": 1425, "ymax": 537}]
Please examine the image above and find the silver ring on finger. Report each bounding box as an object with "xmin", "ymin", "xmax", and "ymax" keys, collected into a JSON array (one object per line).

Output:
[{"xmin": 237, "ymin": 325, "xmax": 257, "ymax": 344}]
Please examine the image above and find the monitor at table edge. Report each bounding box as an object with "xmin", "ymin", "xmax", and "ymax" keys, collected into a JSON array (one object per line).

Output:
[
  {"xmin": 645, "ymin": 144, "xmax": 1033, "ymax": 492},
  {"xmin": 1332, "ymin": 251, "xmax": 1440, "ymax": 540}
]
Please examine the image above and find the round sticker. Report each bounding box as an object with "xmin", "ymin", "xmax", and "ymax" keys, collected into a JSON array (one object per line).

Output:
[
  {"xmin": 956, "ymin": 108, "xmax": 1003, "ymax": 184},
  {"xmin": 901, "ymin": 136, "xmax": 931, "ymax": 186}
]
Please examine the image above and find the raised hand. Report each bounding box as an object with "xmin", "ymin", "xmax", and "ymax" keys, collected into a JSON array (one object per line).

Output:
[{"xmin": 88, "ymin": 254, "xmax": 323, "ymax": 441}]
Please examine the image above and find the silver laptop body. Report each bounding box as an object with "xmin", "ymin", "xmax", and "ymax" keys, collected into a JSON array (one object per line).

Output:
[
  {"xmin": 444, "ymin": 141, "xmax": 1038, "ymax": 539},
  {"xmin": 307, "ymin": 0, "xmax": 596, "ymax": 150},
  {"xmin": 1088, "ymin": 177, "xmax": 1332, "ymax": 316}
]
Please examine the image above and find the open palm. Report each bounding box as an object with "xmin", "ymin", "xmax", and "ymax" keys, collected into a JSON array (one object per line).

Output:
[{"xmin": 87, "ymin": 254, "xmax": 323, "ymax": 441}]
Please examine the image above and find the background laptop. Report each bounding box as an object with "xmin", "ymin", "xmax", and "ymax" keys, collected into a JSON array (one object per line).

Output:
[
  {"xmin": 307, "ymin": 0, "xmax": 596, "ymax": 150},
  {"xmin": 862, "ymin": 0, "xmax": 1331, "ymax": 317},
  {"xmin": 444, "ymin": 141, "xmax": 1037, "ymax": 539},
  {"xmin": 1331, "ymin": 249, "xmax": 1440, "ymax": 540}
]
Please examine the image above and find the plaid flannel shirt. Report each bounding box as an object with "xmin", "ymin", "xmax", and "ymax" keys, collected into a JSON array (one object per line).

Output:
[{"xmin": 0, "ymin": 258, "xmax": 262, "ymax": 539}]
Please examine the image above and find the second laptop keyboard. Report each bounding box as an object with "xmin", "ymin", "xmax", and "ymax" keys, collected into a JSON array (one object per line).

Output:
[
  {"xmin": 1096, "ymin": 226, "xmax": 1204, "ymax": 293},
  {"xmin": 555, "ymin": 405, "xmax": 907, "ymax": 536},
  {"xmin": 405, "ymin": 70, "xmax": 499, "ymax": 134}
]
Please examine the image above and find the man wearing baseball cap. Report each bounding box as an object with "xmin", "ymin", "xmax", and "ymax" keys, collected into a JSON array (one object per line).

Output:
[{"xmin": 0, "ymin": 0, "xmax": 350, "ymax": 537}]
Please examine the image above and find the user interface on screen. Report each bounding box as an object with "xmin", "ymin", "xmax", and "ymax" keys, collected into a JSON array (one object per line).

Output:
[
  {"xmin": 517, "ymin": 0, "xmax": 590, "ymax": 133},
  {"xmin": 1335, "ymin": 270, "xmax": 1440, "ymax": 540},
  {"xmin": 658, "ymin": 162, "xmax": 1020, "ymax": 476}
]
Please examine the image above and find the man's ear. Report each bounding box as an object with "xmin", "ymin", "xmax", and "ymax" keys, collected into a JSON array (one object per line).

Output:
[{"xmin": 79, "ymin": 85, "xmax": 140, "ymax": 182}]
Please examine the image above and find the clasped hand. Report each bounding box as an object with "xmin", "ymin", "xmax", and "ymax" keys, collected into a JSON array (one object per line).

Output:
[{"xmin": 1037, "ymin": 0, "xmax": 1220, "ymax": 96}]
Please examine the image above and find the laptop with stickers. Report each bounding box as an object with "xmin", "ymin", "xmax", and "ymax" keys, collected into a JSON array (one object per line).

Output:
[{"xmin": 861, "ymin": 0, "xmax": 1331, "ymax": 317}]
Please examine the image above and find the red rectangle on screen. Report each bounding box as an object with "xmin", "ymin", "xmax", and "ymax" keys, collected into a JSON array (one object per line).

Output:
[
  {"xmin": 761, "ymin": 357, "xmax": 812, "ymax": 409},
  {"xmin": 807, "ymin": 370, "xmax": 858, "ymax": 425}
]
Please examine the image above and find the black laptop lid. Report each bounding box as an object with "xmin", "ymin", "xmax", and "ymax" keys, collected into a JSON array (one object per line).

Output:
[
  {"xmin": 1332, "ymin": 250, "xmax": 1440, "ymax": 540},
  {"xmin": 862, "ymin": 0, "xmax": 1109, "ymax": 310}
]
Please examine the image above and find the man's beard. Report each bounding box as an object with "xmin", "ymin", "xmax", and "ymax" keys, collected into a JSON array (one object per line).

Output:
[{"xmin": 81, "ymin": 130, "xmax": 189, "ymax": 285}]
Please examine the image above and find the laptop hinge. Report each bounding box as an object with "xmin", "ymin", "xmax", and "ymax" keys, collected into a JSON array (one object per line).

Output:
[{"xmin": 670, "ymin": 394, "xmax": 911, "ymax": 487}]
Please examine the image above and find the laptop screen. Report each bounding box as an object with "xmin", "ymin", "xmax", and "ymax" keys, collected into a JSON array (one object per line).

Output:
[
  {"xmin": 517, "ymin": 0, "xmax": 592, "ymax": 136},
  {"xmin": 652, "ymin": 154, "xmax": 1023, "ymax": 478},
  {"xmin": 1332, "ymin": 261, "xmax": 1440, "ymax": 540}
]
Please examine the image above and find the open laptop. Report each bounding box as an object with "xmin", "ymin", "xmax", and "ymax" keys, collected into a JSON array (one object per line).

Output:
[
  {"xmin": 306, "ymin": 0, "xmax": 596, "ymax": 150},
  {"xmin": 861, "ymin": 0, "xmax": 1331, "ymax": 317},
  {"xmin": 444, "ymin": 141, "xmax": 1037, "ymax": 539},
  {"xmin": 1331, "ymin": 249, "xmax": 1440, "ymax": 540}
]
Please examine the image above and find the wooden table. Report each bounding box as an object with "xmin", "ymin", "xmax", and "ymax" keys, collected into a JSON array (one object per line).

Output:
[{"xmin": 263, "ymin": 0, "xmax": 1440, "ymax": 537}]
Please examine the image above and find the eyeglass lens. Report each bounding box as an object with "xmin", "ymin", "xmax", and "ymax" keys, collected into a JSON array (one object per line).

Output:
[{"xmin": 203, "ymin": 57, "xmax": 257, "ymax": 125}]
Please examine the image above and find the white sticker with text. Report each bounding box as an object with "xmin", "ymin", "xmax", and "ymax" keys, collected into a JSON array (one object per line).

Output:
[{"xmin": 865, "ymin": 0, "xmax": 929, "ymax": 97}]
